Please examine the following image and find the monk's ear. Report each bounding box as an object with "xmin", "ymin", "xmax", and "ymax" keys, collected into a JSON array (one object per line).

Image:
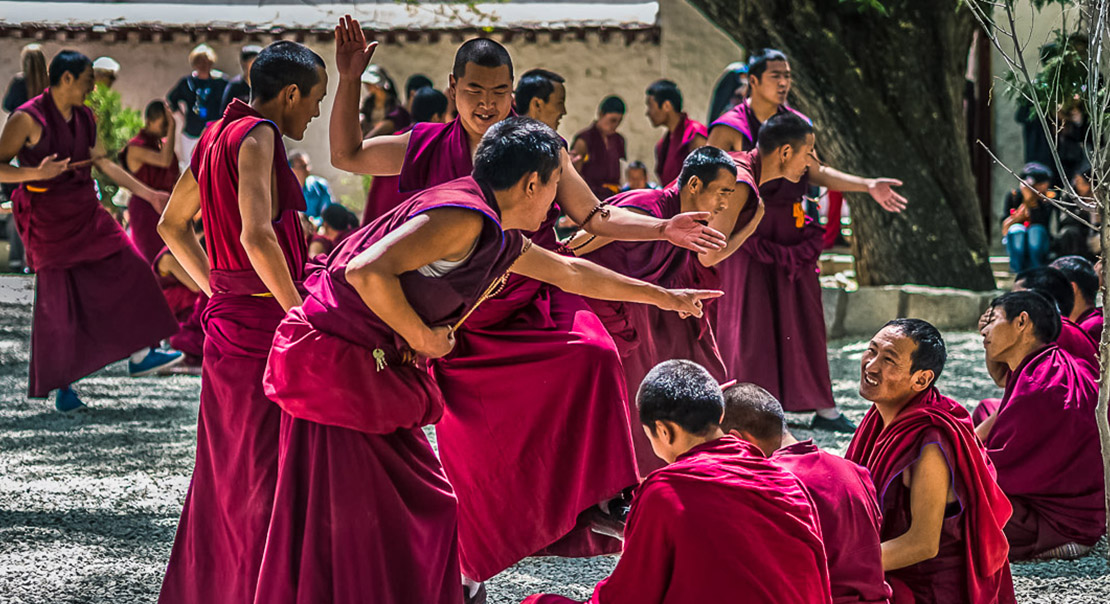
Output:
[
  {"xmin": 728, "ymin": 428, "xmax": 743, "ymax": 440},
  {"xmin": 283, "ymin": 83, "xmax": 301, "ymax": 108},
  {"xmin": 911, "ymin": 369, "xmax": 934, "ymax": 392}
]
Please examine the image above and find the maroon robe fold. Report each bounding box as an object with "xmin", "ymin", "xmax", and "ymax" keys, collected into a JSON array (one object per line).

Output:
[
  {"xmin": 709, "ymin": 98, "xmax": 811, "ymax": 152},
  {"xmin": 773, "ymin": 440, "xmax": 892, "ymax": 604},
  {"xmin": 846, "ymin": 388, "xmax": 1015, "ymax": 604},
  {"xmin": 159, "ymin": 99, "xmax": 307, "ymax": 604},
  {"xmin": 572, "ymin": 123, "xmax": 626, "ymax": 200},
  {"xmin": 152, "ymin": 247, "xmax": 207, "ymax": 362},
  {"xmin": 982, "ymin": 344, "xmax": 1105, "ymax": 559},
  {"xmin": 653, "ymin": 113, "xmax": 707, "ymax": 185},
  {"xmin": 1077, "ymin": 306, "xmax": 1104, "ymax": 343},
  {"xmin": 1058, "ymin": 317, "xmax": 1099, "ymax": 375},
  {"xmin": 120, "ymin": 130, "xmax": 180, "ymax": 262},
  {"xmin": 255, "ymin": 176, "xmax": 525, "ymax": 604},
  {"xmin": 715, "ymin": 149, "xmax": 833, "ymax": 411},
  {"xmin": 12, "ymin": 91, "xmax": 178, "ymax": 397},
  {"xmin": 398, "ymin": 118, "xmax": 638, "ymax": 581},
  {"xmin": 524, "ymin": 436, "xmax": 832, "ymax": 604},
  {"xmin": 581, "ymin": 186, "xmax": 726, "ymax": 475}
]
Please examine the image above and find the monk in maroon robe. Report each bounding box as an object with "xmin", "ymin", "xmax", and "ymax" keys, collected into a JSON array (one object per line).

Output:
[
  {"xmin": 328, "ymin": 17, "xmax": 727, "ymax": 588},
  {"xmin": 571, "ymin": 95, "xmax": 627, "ymax": 200},
  {"xmin": 525, "ymin": 360, "xmax": 832, "ymax": 604},
  {"xmin": 721, "ymin": 382, "xmax": 891, "ymax": 604},
  {"xmin": 645, "ymin": 79, "xmax": 707, "ymax": 185},
  {"xmin": 975, "ymin": 291, "xmax": 1105, "ymax": 560},
  {"xmin": 121, "ymin": 100, "xmax": 179, "ymax": 262},
  {"xmin": 0, "ymin": 50, "xmax": 182, "ymax": 411},
  {"xmin": 847, "ymin": 320, "xmax": 1015, "ymax": 604},
  {"xmin": 1051, "ymin": 255, "xmax": 1103, "ymax": 342},
  {"xmin": 571, "ymin": 146, "xmax": 765, "ymax": 474},
  {"xmin": 152, "ymin": 245, "xmax": 207, "ymax": 367},
  {"xmin": 156, "ymin": 42, "xmax": 326, "ymax": 604}
]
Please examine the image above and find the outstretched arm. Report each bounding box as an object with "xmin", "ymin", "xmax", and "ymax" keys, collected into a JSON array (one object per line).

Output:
[
  {"xmin": 329, "ymin": 15, "xmax": 410, "ymax": 176},
  {"xmin": 511, "ymin": 243, "xmax": 721, "ymax": 317},
  {"xmin": 158, "ymin": 169, "xmax": 211, "ymax": 296},
  {"xmin": 699, "ymin": 186, "xmax": 765, "ymax": 267},
  {"xmin": 807, "ymin": 153, "xmax": 907, "ymax": 213},
  {"xmin": 91, "ymin": 137, "xmax": 168, "ymax": 205},
  {"xmin": 555, "ymin": 150, "xmax": 726, "ymax": 253}
]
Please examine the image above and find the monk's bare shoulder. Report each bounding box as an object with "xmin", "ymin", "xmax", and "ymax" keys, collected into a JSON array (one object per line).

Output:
[
  {"xmin": 420, "ymin": 206, "xmax": 485, "ymax": 242},
  {"xmin": 0, "ymin": 111, "xmax": 41, "ymax": 152}
]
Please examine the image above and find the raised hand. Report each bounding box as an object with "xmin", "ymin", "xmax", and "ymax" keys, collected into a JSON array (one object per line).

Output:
[
  {"xmin": 663, "ymin": 212, "xmax": 728, "ymax": 254},
  {"xmin": 868, "ymin": 178, "xmax": 907, "ymax": 213},
  {"xmin": 334, "ymin": 14, "xmax": 377, "ymax": 82},
  {"xmin": 35, "ymin": 154, "xmax": 69, "ymax": 180},
  {"xmin": 413, "ymin": 325, "xmax": 456, "ymax": 359},
  {"xmin": 661, "ymin": 289, "xmax": 724, "ymax": 319}
]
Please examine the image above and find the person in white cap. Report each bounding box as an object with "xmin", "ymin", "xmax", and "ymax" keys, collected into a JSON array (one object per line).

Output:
[{"xmin": 92, "ymin": 56, "xmax": 120, "ymax": 88}]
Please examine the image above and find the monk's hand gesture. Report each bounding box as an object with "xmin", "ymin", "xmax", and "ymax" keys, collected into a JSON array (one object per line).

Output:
[
  {"xmin": 867, "ymin": 178, "xmax": 907, "ymax": 213},
  {"xmin": 660, "ymin": 289, "xmax": 724, "ymax": 319},
  {"xmin": 413, "ymin": 325, "xmax": 456, "ymax": 360},
  {"xmin": 148, "ymin": 190, "xmax": 171, "ymax": 213},
  {"xmin": 335, "ymin": 15, "xmax": 377, "ymax": 82},
  {"xmin": 34, "ymin": 154, "xmax": 68, "ymax": 180},
  {"xmin": 663, "ymin": 212, "xmax": 727, "ymax": 254}
]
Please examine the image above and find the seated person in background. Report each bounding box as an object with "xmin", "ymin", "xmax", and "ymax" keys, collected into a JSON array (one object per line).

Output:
[
  {"xmin": 524, "ymin": 360, "xmax": 832, "ymax": 604},
  {"xmin": 1001, "ymin": 162, "xmax": 1054, "ymax": 273},
  {"xmin": 846, "ymin": 320, "xmax": 1015, "ymax": 604},
  {"xmin": 289, "ymin": 150, "xmax": 333, "ymax": 220},
  {"xmin": 619, "ymin": 160, "xmax": 659, "ymax": 192},
  {"xmin": 1050, "ymin": 255, "xmax": 1102, "ymax": 342},
  {"xmin": 307, "ymin": 203, "xmax": 359, "ymax": 257},
  {"xmin": 722, "ymin": 382, "xmax": 892, "ymax": 604},
  {"xmin": 975, "ymin": 291, "xmax": 1105, "ymax": 561}
]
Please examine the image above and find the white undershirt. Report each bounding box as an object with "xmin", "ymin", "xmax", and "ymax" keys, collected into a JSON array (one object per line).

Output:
[{"xmin": 416, "ymin": 237, "xmax": 480, "ymax": 278}]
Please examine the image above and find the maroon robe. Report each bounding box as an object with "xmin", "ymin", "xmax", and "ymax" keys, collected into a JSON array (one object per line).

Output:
[
  {"xmin": 572, "ymin": 123, "xmax": 626, "ymax": 200},
  {"xmin": 654, "ymin": 113, "xmax": 707, "ymax": 185},
  {"xmin": 715, "ymin": 149, "xmax": 833, "ymax": 411},
  {"xmin": 1078, "ymin": 306, "xmax": 1104, "ymax": 343},
  {"xmin": 846, "ymin": 388, "xmax": 1015, "ymax": 604},
  {"xmin": 120, "ymin": 130, "xmax": 180, "ymax": 262},
  {"xmin": 255, "ymin": 176, "xmax": 524, "ymax": 604},
  {"xmin": 582, "ymin": 186, "xmax": 726, "ymax": 475},
  {"xmin": 982, "ymin": 344, "xmax": 1105, "ymax": 559},
  {"xmin": 773, "ymin": 440, "xmax": 892, "ymax": 604},
  {"xmin": 12, "ymin": 91, "xmax": 178, "ymax": 397},
  {"xmin": 159, "ymin": 100, "xmax": 307, "ymax": 604},
  {"xmin": 524, "ymin": 436, "xmax": 832, "ymax": 604},
  {"xmin": 400, "ymin": 118, "xmax": 638, "ymax": 581},
  {"xmin": 1058, "ymin": 317, "xmax": 1098, "ymax": 375},
  {"xmin": 152, "ymin": 246, "xmax": 207, "ymax": 362},
  {"xmin": 709, "ymin": 98, "xmax": 811, "ymax": 152}
]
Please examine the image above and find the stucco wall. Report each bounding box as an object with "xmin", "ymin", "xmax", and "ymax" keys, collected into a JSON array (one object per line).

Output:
[{"xmin": 0, "ymin": 3, "xmax": 739, "ymax": 208}]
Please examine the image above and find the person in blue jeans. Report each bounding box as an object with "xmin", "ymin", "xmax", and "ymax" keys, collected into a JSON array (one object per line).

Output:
[{"xmin": 1002, "ymin": 163, "xmax": 1055, "ymax": 273}]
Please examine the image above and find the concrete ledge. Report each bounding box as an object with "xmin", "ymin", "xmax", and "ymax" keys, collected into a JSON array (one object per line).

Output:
[{"xmin": 825, "ymin": 284, "xmax": 1006, "ymax": 338}]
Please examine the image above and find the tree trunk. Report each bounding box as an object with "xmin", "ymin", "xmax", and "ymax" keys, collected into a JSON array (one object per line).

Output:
[
  {"xmin": 686, "ymin": 0, "xmax": 996, "ymax": 289},
  {"xmin": 1099, "ymin": 211, "xmax": 1110, "ymax": 559}
]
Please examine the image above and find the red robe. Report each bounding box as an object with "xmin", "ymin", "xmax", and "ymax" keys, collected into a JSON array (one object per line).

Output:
[
  {"xmin": 120, "ymin": 130, "xmax": 180, "ymax": 262},
  {"xmin": 255, "ymin": 177, "xmax": 525, "ymax": 604},
  {"xmin": 12, "ymin": 91, "xmax": 178, "ymax": 397},
  {"xmin": 846, "ymin": 388, "xmax": 1015, "ymax": 604},
  {"xmin": 1077, "ymin": 306, "xmax": 1104, "ymax": 343},
  {"xmin": 772, "ymin": 440, "xmax": 892, "ymax": 604},
  {"xmin": 151, "ymin": 246, "xmax": 206, "ymax": 362},
  {"xmin": 709, "ymin": 98, "xmax": 810, "ymax": 152},
  {"xmin": 400, "ymin": 119, "xmax": 638, "ymax": 580},
  {"xmin": 524, "ymin": 436, "xmax": 833, "ymax": 604},
  {"xmin": 653, "ymin": 113, "xmax": 707, "ymax": 185},
  {"xmin": 983, "ymin": 344, "xmax": 1106, "ymax": 559},
  {"xmin": 1058, "ymin": 317, "xmax": 1098, "ymax": 375},
  {"xmin": 572, "ymin": 123, "xmax": 626, "ymax": 200},
  {"xmin": 715, "ymin": 149, "xmax": 834, "ymax": 411},
  {"xmin": 158, "ymin": 100, "xmax": 307, "ymax": 604},
  {"xmin": 582, "ymin": 186, "xmax": 727, "ymax": 475}
]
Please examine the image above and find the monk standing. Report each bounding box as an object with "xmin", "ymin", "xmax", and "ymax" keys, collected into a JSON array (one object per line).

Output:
[
  {"xmin": 122, "ymin": 100, "xmax": 179, "ymax": 263},
  {"xmin": 645, "ymin": 79, "xmax": 706, "ymax": 185},
  {"xmin": 1051, "ymin": 255, "xmax": 1103, "ymax": 342},
  {"xmin": 722, "ymin": 382, "xmax": 892, "ymax": 604},
  {"xmin": 524, "ymin": 360, "xmax": 832, "ymax": 604},
  {"xmin": 0, "ymin": 50, "xmax": 183, "ymax": 412},
  {"xmin": 328, "ymin": 15, "xmax": 727, "ymax": 592},
  {"xmin": 156, "ymin": 41, "xmax": 327, "ymax": 604},
  {"xmin": 514, "ymin": 68, "xmax": 567, "ymax": 131},
  {"xmin": 976, "ymin": 291, "xmax": 1105, "ymax": 560},
  {"xmin": 571, "ymin": 95, "xmax": 627, "ymax": 200},
  {"xmin": 846, "ymin": 319, "xmax": 1015, "ymax": 604}
]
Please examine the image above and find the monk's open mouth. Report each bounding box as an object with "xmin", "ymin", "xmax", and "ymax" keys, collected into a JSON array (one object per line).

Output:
[{"xmin": 863, "ymin": 374, "xmax": 879, "ymax": 386}]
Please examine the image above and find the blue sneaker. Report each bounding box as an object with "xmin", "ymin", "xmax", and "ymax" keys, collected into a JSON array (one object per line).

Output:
[
  {"xmin": 128, "ymin": 348, "xmax": 185, "ymax": 377},
  {"xmin": 55, "ymin": 387, "xmax": 86, "ymax": 413}
]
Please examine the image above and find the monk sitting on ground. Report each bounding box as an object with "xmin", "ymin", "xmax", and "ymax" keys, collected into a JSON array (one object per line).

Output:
[
  {"xmin": 976, "ymin": 291, "xmax": 1105, "ymax": 561},
  {"xmin": 1050, "ymin": 255, "xmax": 1102, "ymax": 343},
  {"xmin": 722, "ymin": 382, "xmax": 891, "ymax": 604},
  {"xmin": 846, "ymin": 319, "xmax": 1015, "ymax": 604},
  {"xmin": 524, "ymin": 360, "xmax": 832, "ymax": 604}
]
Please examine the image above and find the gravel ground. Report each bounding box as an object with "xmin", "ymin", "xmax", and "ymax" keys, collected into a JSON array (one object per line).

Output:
[{"xmin": 0, "ymin": 274, "xmax": 1106, "ymax": 603}]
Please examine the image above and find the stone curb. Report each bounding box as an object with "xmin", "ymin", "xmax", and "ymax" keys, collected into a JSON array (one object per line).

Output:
[{"xmin": 824, "ymin": 284, "xmax": 1006, "ymax": 339}]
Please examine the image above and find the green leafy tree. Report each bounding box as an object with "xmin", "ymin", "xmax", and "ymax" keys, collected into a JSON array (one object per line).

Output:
[{"xmin": 85, "ymin": 83, "xmax": 142, "ymax": 207}]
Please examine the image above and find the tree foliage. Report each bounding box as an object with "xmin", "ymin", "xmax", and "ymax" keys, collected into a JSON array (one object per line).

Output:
[{"xmin": 85, "ymin": 83, "xmax": 142, "ymax": 206}]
